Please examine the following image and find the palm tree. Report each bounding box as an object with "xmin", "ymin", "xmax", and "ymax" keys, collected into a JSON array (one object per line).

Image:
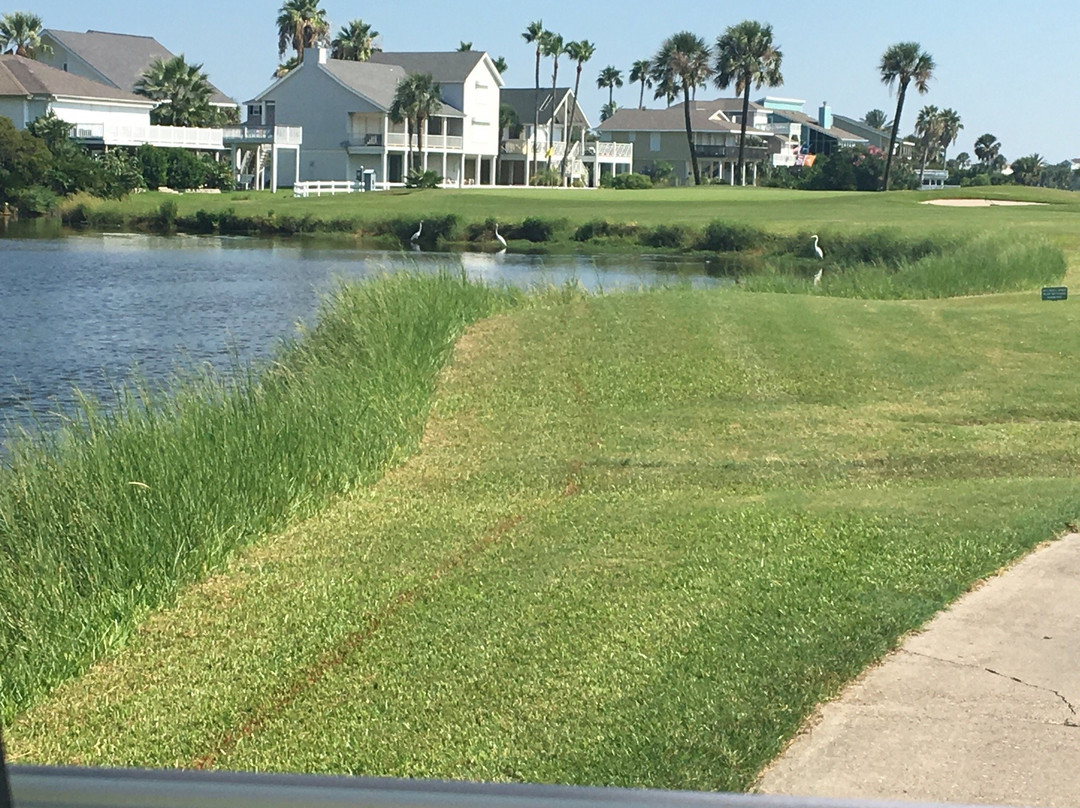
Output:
[
  {"xmin": 953, "ymin": 151, "xmax": 971, "ymax": 170},
  {"xmin": 521, "ymin": 20, "xmax": 545, "ymax": 177},
  {"xmin": 135, "ymin": 54, "xmax": 214, "ymax": 127},
  {"xmin": 541, "ymin": 31, "xmax": 565, "ymax": 169},
  {"xmin": 629, "ymin": 59, "xmax": 652, "ymax": 109},
  {"xmin": 560, "ymin": 40, "xmax": 595, "ymax": 181},
  {"xmin": 862, "ymin": 108, "xmax": 887, "ymax": 129},
  {"xmin": 600, "ymin": 101, "xmax": 618, "ymax": 122},
  {"xmin": 650, "ymin": 31, "xmax": 712, "ymax": 185},
  {"xmin": 596, "ymin": 65, "xmax": 623, "ymax": 106},
  {"xmin": 914, "ymin": 104, "xmax": 942, "ymax": 186},
  {"xmin": 458, "ymin": 41, "xmax": 472, "ymax": 51},
  {"xmin": 974, "ymin": 133, "xmax": 1001, "ymax": 170},
  {"xmin": 937, "ymin": 108, "xmax": 963, "ymax": 170},
  {"xmin": 276, "ymin": 0, "xmax": 329, "ymax": 65},
  {"xmin": 0, "ymin": 11, "xmax": 50, "ymax": 57},
  {"xmin": 713, "ymin": 20, "xmax": 782, "ymax": 186},
  {"xmin": 879, "ymin": 41, "xmax": 935, "ymax": 191},
  {"xmin": 493, "ymin": 55, "xmax": 508, "ymax": 74},
  {"xmin": 1010, "ymin": 153, "xmax": 1044, "ymax": 186},
  {"xmin": 331, "ymin": 19, "xmax": 379, "ymax": 61},
  {"xmin": 388, "ymin": 72, "xmax": 443, "ymax": 176},
  {"xmin": 274, "ymin": 56, "xmax": 300, "ymax": 78}
]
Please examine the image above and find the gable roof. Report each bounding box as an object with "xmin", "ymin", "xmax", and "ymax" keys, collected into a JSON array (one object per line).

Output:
[
  {"xmin": 367, "ymin": 51, "xmax": 497, "ymax": 85},
  {"xmin": 0, "ymin": 53, "xmax": 151, "ymax": 103},
  {"xmin": 598, "ymin": 105, "xmax": 750, "ymax": 134},
  {"xmin": 41, "ymin": 28, "xmax": 235, "ymax": 105},
  {"xmin": 771, "ymin": 108, "xmax": 867, "ymax": 143},
  {"xmin": 500, "ymin": 87, "xmax": 590, "ymax": 128}
]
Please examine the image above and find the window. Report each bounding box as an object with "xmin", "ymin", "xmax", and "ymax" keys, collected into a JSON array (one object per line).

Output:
[
  {"xmin": 650, "ymin": 133, "xmax": 661, "ymax": 152},
  {"xmin": 627, "ymin": 132, "xmax": 636, "ymax": 142}
]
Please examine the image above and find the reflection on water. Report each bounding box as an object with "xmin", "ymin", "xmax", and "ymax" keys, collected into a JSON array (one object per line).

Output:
[{"xmin": 0, "ymin": 231, "xmax": 716, "ymax": 448}]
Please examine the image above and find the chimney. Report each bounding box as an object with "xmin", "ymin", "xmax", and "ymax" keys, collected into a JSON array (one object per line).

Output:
[
  {"xmin": 303, "ymin": 46, "xmax": 327, "ymax": 65},
  {"xmin": 818, "ymin": 101, "xmax": 832, "ymax": 130}
]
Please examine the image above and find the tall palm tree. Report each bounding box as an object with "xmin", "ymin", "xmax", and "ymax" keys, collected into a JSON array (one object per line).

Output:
[
  {"xmin": 274, "ymin": 56, "xmax": 299, "ymax": 78},
  {"xmin": 973, "ymin": 133, "xmax": 1001, "ymax": 170},
  {"xmin": 649, "ymin": 31, "xmax": 712, "ymax": 185},
  {"xmin": 937, "ymin": 107, "xmax": 963, "ymax": 171},
  {"xmin": 713, "ymin": 20, "xmax": 783, "ymax": 186},
  {"xmin": 135, "ymin": 54, "xmax": 214, "ymax": 127},
  {"xmin": 276, "ymin": 0, "xmax": 329, "ymax": 65},
  {"xmin": 541, "ymin": 31, "xmax": 565, "ymax": 169},
  {"xmin": 388, "ymin": 72, "xmax": 443, "ymax": 176},
  {"xmin": 331, "ymin": 19, "xmax": 379, "ymax": 61},
  {"xmin": 600, "ymin": 101, "xmax": 618, "ymax": 122},
  {"xmin": 1010, "ymin": 153, "xmax": 1044, "ymax": 186},
  {"xmin": 0, "ymin": 11, "xmax": 50, "ymax": 57},
  {"xmin": 629, "ymin": 59, "xmax": 652, "ymax": 109},
  {"xmin": 596, "ymin": 65, "xmax": 623, "ymax": 106},
  {"xmin": 862, "ymin": 108, "xmax": 888, "ymax": 130},
  {"xmin": 493, "ymin": 55, "xmax": 508, "ymax": 74},
  {"xmin": 914, "ymin": 104, "xmax": 942, "ymax": 186},
  {"xmin": 879, "ymin": 41, "xmax": 935, "ymax": 191},
  {"xmin": 560, "ymin": 40, "xmax": 595, "ymax": 181},
  {"xmin": 457, "ymin": 41, "xmax": 472, "ymax": 51},
  {"xmin": 521, "ymin": 20, "xmax": 545, "ymax": 176}
]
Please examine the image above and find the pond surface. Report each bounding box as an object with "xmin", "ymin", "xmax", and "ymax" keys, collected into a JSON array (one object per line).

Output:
[{"xmin": 0, "ymin": 228, "xmax": 715, "ymax": 449}]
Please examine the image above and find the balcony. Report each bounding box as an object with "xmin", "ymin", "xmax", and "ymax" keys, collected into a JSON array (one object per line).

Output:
[
  {"xmin": 694, "ymin": 144, "xmax": 770, "ymax": 160},
  {"xmin": 586, "ymin": 142, "xmax": 633, "ymax": 160},
  {"xmin": 71, "ymin": 123, "xmax": 226, "ymax": 149},
  {"xmin": 381, "ymin": 132, "xmax": 464, "ymax": 151},
  {"xmin": 222, "ymin": 125, "xmax": 303, "ymax": 145},
  {"xmin": 501, "ymin": 139, "xmax": 579, "ymax": 159}
]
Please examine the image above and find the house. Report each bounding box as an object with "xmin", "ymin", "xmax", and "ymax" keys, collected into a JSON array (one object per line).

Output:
[
  {"xmin": 497, "ymin": 87, "xmax": 631, "ymax": 186},
  {"xmin": 597, "ymin": 99, "xmax": 785, "ymax": 184},
  {"xmin": 37, "ymin": 29, "xmax": 237, "ymax": 116},
  {"xmin": 758, "ymin": 98, "xmax": 868, "ymax": 156},
  {"xmin": 245, "ymin": 48, "xmax": 502, "ymax": 187}
]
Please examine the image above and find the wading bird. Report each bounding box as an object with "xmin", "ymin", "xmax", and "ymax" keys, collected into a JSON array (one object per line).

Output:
[
  {"xmin": 411, "ymin": 221, "xmax": 423, "ymax": 242},
  {"xmin": 812, "ymin": 234, "xmax": 824, "ymax": 286},
  {"xmin": 494, "ymin": 223, "xmax": 507, "ymax": 248},
  {"xmin": 812, "ymin": 234, "xmax": 824, "ymax": 260}
]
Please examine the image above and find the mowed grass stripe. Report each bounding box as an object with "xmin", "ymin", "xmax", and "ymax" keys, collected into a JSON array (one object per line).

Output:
[{"xmin": 9, "ymin": 286, "xmax": 1080, "ymax": 789}]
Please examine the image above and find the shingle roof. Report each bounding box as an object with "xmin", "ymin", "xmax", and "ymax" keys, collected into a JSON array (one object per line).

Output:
[
  {"xmin": 367, "ymin": 51, "xmax": 492, "ymax": 84},
  {"xmin": 771, "ymin": 109, "xmax": 867, "ymax": 143},
  {"xmin": 500, "ymin": 87, "xmax": 589, "ymax": 128},
  {"xmin": 598, "ymin": 105, "xmax": 748, "ymax": 134},
  {"xmin": 42, "ymin": 28, "xmax": 234, "ymax": 105},
  {"xmin": 319, "ymin": 59, "xmax": 463, "ymax": 117},
  {"xmin": 0, "ymin": 53, "xmax": 151, "ymax": 102}
]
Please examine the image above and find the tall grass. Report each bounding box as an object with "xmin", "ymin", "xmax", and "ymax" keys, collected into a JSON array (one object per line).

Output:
[{"xmin": 0, "ymin": 271, "xmax": 517, "ymax": 722}]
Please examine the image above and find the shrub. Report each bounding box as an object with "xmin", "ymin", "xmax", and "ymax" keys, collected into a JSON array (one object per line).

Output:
[
  {"xmin": 528, "ymin": 168, "xmax": 562, "ymax": 187},
  {"xmin": 405, "ymin": 169, "xmax": 443, "ymax": 189},
  {"xmin": 601, "ymin": 172, "xmax": 652, "ymax": 190},
  {"xmin": 154, "ymin": 199, "xmax": 179, "ymax": 231},
  {"xmin": 10, "ymin": 185, "xmax": 59, "ymax": 215},
  {"xmin": 136, "ymin": 144, "xmax": 169, "ymax": 188},
  {"xmin": 639, "ymin": 223, "xmax": 687, "ymax": 249},
  {"xmin": 696, "ymin": 220, "xmax": 771, "ymax": 252},
  {"xmin": 508, "ymin": 216, "xmax": 554, "ymax": 242},
  {"xmin": 572, "ymin": 219, "xmax": 639, "ymax": 241},
  {"xmin": 166, "ymin": 149, "xmax": 207, "ymax": 190},
  {"xmin": 962, "ymin": 173, "xmax": 991, "ymax": 187}
]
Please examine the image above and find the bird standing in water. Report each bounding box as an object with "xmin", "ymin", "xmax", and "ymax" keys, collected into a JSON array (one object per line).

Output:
[
  {"xmin": 410, "ymin": 221, "xmax": 423, "ymax": 243},
  {"xmin": 494, "ymin": 223, "xmax": 507, "ymax": 248},
  {"xmin": 812, "ymin": 235, "xmax": 824, "ymax": 285}
]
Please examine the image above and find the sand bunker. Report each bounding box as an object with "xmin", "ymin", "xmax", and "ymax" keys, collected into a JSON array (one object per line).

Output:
[{"xmin": 922, "ymin": 199, "xmax": 1046, "ymax": 207}]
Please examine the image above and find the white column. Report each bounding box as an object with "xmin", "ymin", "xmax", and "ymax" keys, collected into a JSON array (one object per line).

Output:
[
  {"xmin": 294, "ymin": 146, "xmax": 300, "ymax": 186},
  {"xmin": 729, "ymin": 161, "xmax": 734, "ymax": 186},
  {"xmin": 381, "ymin": 150, "xmax": 388, "ymax": 188},
  {"xmin": 752, "ymin": 162, "xmax": 757, "ymax": 186},
  {"xmin": 442, "ymin": 152, "xmax": 447, "ymax": 183},
  {"xmin": 524, "ymin": 155, "xmax": 530, "ymax": 186},
  {"xmin": 271, "ymin": 145, "xmax": 279, "ymax": 193}
]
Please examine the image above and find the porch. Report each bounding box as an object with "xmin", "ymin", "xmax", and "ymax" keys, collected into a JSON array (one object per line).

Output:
[{"xmin": 222, "ymin": 125, "xmax": 303, "ymax": 193}]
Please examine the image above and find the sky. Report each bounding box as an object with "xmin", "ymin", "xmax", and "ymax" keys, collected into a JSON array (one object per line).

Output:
[{"xmin": 22, "ymin": 0, "xmax": 1080, "ymax": 163}]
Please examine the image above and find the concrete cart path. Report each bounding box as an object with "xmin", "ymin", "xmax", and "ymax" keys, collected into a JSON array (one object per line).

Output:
[{"xmin": 756, "ymin": 533, "xmax": 1080, "ymax": 808}]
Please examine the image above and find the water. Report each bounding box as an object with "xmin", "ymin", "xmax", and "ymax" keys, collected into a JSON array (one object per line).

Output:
[{"xmin": 0, "ymin": 230, "xmax": 715, "ymax": 447}]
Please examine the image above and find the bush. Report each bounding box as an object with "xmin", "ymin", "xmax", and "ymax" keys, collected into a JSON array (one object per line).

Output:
[
  {"xmin": 136, "ymin": 144, "xmax": 169, "ymax": 189},
  {"xmin": 572, "ymin": 219, "xmax": 639, "ymax": 242},
  {"xmin": 96, "ymin": 150, "xmax": 146, "ymax": 199},
  {"xmin": 201, "ymin": 154, "xmax": 234, "ymax": 191},
  {"xmin": 10, "ymin": 185, "xmax": 59, "ymax": 215},
  {"xmin": 508, "ymin": 216, "xmax": 554, "ymax": 242},
  {"xmin": 601, "ymin": 172, "xmax": 652, "ymax": 190},
  {"xmin": 962, "ymin": 173, "xmax": 991, "ymax": 187},
  {"xmin": 166, "ymin": 149, "xmax": 208, "ymax": 190},
  {"xmin": 405, "ymin": 169, "xmax": 443, "ymax": 189},
  {"xmin": 696, "ymin": 221, "xmax": 771, "ymax": 252},
  {"xmin": 154, "ymin": 199, "xmax": 179, "ymax": 231},
  {"xmin": 528, "ymin": 168, "xmax": 562, "ymax": 187},
  {"xmin": 639, "ymin": 223, "xmax": 687, "ymax": 249}
]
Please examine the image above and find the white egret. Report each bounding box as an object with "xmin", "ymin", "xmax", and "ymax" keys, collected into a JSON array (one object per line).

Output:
[
  {"xmin": 494, "ymin": 223, "xmax": 507, "ymax": 248},
  {"xmin": 410, "ymin": 221, "xmax": 423, "ymax": 242},
  {"xmin": 811, "ymin": 234, "xmax": 824, "ymax": 260}
]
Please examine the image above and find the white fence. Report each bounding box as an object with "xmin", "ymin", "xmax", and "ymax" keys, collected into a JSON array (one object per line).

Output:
[
  {"xmin": 222, "ymin": 125, "xmax": 303, "ymax": 145},
  {"xmin": 293, "ymin": 180, "xmax": 385, "ymax": 197},
  {"xmin": 70, "ymin": 123, "xmax": 225, "ymax": 150}
]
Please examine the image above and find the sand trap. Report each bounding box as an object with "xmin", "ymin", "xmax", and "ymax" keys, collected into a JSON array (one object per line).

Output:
[{"xmin": 922, "ymin": 199, "xmax": 1046, "ymax": 207}]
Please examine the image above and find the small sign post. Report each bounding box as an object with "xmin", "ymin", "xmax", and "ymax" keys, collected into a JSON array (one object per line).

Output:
[{"xmin": 1042, "ymin": 286, "xmax": 1068, "ymax": 301}]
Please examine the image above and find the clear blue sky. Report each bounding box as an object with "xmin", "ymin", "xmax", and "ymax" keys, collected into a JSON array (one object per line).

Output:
[{"xmin": 25, "ymin": 0, "xmax": 1080, "ymax": 163}]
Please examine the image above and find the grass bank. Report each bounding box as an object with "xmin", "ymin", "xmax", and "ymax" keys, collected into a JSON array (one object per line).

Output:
[
  {"xmin": 0, "ymin": 271, "xmax": 519, "ymax": 722},
  {"xmin": 9, "ymin": 282, "xmax": 1080, "ymax": 790}
]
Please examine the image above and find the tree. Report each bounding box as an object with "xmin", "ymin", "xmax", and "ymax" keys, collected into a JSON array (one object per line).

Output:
[
  {"xmin": 629, "ymin": 59, "xmax": 652, "ymax": 109},
  {"xmin": 974, "ymin": 133, "xmax": 1000, "ymax": 170},
  {"xmin": 541, "ymin": 31, "xmax": 565, "ymax": 169},
  {"xmin": 492, "ymin": 55, "xmax": 508, "ymax": 74},
  {"xmin": 914, "ymin": 104, "xmax": 942, "ymax": 185},
  {"xmin": 274, "ymin": 56, "xmax": 299, "ymax": 78},
  {"xmin": 953, "ymin": 151, "xmax": 971, "ymax": 170},
  {"xmin": 388, "ymin": 72, "xmax": 442, "ymax": 176},
  {"xmin": 863, "ymin": 109, "xmax": 887, "ymax": 129},
  {"xmin": 1010, "ymin": 153, "xmax": 1044, "ymax": 186},
  {"xmin": 561, "ymin": 40, "xmax": 595, "ymax": 181},
  {"xmin": 879, "ymin": 41, "xmax": 934, "ymax": 191},
  {"xmin": 521, "ymin": 20, "xmax": 545, "ymax": 177},
  {"xmin": 600, "ymin": 101, "xmax": 618, "ymax": 122},
  {"xmin": 936, "ymin": 108, "xmax": 962, "ymax": 171},
  {"xmin": 276, "ymin": 0, "xmax": 329, "ymax": 65},
  {"xmin": 0, "ymin": 11, "xmax": 50, "ymax": 57},
  {"xmin": 596, "ymin": 65, "xmax": 623, "ymax": 106},
  {"xmin": 650, "ymin": 31, "xmax": 712, "ymax": 185},
  {"xmin": 331, "ymin": 19, "xmax": 379, "ymax": 61},
  {"xmin": 713, "ymin": 20, "xmax": 783, "ymax": 186},
  {"xmin": 457, "ymin": 41, "xmax": 472, "ymax": 51},
  {"xmin": 135, "ymin": 55, "xmax": 215, "ymax": 127}
]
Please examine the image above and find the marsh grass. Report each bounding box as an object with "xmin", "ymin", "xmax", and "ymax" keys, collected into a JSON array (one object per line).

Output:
[{"xmin": 0, "ymin": 271, "xmax": 517, "ymax": 722}]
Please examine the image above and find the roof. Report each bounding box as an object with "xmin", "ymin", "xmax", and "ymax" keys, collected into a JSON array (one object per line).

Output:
[
  {"xmin": 598, "ymin": 105, "xmax": 752, "ymax": 135},
  {"xmin": 41, "ymin": 28, "xmax": 235, "ymax": 105},
  {"xmin": 500, "ymin": 87, "xmax": 589, "ymax": 128},
  {"xmin": 367, "ymin": 51, "xmax": 495, "ymax": 85},
  {"xmin": 768, "ymin": 108, "xmax": 867, "ymax": 143},
  {"xmin": 0, "ymin": 53, "xmax": 151, "ymax": 103},
  {"xmin": 321, "ymin": 58, "xmax": 464, "ymax": 117}
]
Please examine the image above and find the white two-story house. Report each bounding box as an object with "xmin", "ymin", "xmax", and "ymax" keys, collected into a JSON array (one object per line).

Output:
[{"xmin": 245, "ymin": 48, "xmax": 502, "ymax": 187}]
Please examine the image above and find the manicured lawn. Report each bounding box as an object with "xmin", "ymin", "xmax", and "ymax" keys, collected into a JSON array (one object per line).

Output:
[{"xmin": 9, "ymin": 280, "xmax": 1080, "ymax": 790}]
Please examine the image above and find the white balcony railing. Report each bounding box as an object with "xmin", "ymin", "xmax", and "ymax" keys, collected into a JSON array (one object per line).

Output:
[
  {"xmin": 222, "ymin": 125, "xmax": 302, "ymax": 145},
  {"xmin": 586, "ymin": 142, "xmax": 633, "ymax": 159},
  {"xmin": 71, "ymin": 123, "xmax": 226, "ymax": 149},
  {"xmin": 501, "ymin": 139, "xmax": 580, "ymax": 159},
  {"xmin": 381, "ymin": 132, "xmax": 463, "ymax": 150}
]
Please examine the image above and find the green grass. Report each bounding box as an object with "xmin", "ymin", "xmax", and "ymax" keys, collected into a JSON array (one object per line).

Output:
[
  {"xmin": 7, "ymin": 280, "xmax": 1080, "ymax": 790},
  {"xmin": 0, "ymin": 271, "xmax": 518, "ymax": 724}
]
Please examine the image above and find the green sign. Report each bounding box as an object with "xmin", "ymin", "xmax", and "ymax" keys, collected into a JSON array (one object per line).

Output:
[{"xmin": 1042, "ymin": 286, "xmax": 1068, "ymax": 301}]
